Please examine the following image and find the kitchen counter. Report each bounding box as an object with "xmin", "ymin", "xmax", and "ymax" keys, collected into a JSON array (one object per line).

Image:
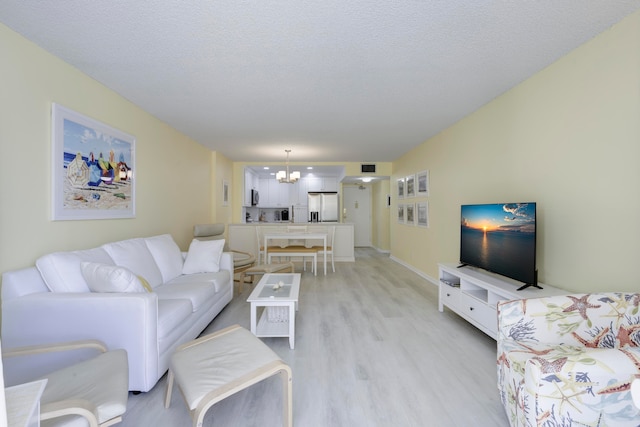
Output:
[{"xmin": 229, "ymin": 223, "xmax": 354, "ymax": 263}]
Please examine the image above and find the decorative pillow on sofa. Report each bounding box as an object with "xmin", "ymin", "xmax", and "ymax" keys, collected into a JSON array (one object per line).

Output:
[
  {"xmin": 182, "ymin": 239, "xmax": 225, "ymax": 274},
  {"xmin": 144, "ymin": 234, "xmax": 184, "ymax": 283},
  {"xmin": 36, "ymin": 247, "xmax": 115, "ymax": 293},
  {"xmin": 102, "ymin": 238, "xmax": 164, "ymax": 288},
  {"xmin": 80, "ymin": 262, "xmax": 149, "ymax": 293}
]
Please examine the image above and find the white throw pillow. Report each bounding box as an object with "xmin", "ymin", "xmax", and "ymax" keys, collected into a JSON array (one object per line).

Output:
[
  {"xmin": 80, "ymin": 262, "xmax": 146, "ymax": 293},
  {"xmin": 145, "ymin": 234, "xmax": 184, "ymax": 283},
  {"xmin": 36, "ymin": 247, "xmax": 115, "ymax": 293},
  {"xmin": 182, "ymin": 239, "xmax": 225, "ymax": 274},
  {"xmin": 102, "ymin": 238, "xmax": 164, "ymax": 288}
]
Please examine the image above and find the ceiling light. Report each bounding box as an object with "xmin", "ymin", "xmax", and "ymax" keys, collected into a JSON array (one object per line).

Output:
[{"xmin": 276, "ymin": 150, "xmax": 300, "ymax": 184}]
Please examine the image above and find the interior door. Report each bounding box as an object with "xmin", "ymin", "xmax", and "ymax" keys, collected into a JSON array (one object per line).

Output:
[{"xmin": 343, "ymin": 186, "xmax": 372, "ymax": 247}]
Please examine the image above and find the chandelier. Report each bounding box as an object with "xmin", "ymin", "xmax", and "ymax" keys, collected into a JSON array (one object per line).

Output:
[{"xmin": 276, "ymin": 149, "xmax": 300, "ymax": 184}]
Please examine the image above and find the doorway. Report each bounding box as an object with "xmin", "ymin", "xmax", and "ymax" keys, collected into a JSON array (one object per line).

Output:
[{"xmin": 343, "ymin": 185, "xmax": 372, "ymax": 247}]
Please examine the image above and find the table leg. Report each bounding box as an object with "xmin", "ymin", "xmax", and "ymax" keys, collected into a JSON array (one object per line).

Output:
[
  {"xmin": 324, "ymin": 237, "xmax": 327, "ymax": 275},
  {"xmin": 288, "ymin": 303, "xmax": 295, "ymax": 349},
  {"xmin": 250, "ymin": 303, "xmax": 257, "ymax": 335}
]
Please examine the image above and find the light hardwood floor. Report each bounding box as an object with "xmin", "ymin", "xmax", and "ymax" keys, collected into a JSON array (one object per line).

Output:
[{"xmin": 120, "ymin": 248, "xmax": 510, "ymax": 427}]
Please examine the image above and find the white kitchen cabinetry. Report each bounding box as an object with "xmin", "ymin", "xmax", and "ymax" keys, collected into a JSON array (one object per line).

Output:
[
  {"xmin": 438, "ymin": 263, "xmax": 565, "ymax": 339},
  {"xmin": 306, "ymin": 177, "xmax": 338, "ymax": 192},
  {"xmin": 268, "ymin": 179, "xmax": 289, "ymax": 207},
  {"xmin": 258, "ymin": 179, "xmax": 269, "ymax": 206},
  {"xmin": 244, "ymin": 169, "xmax": 258, "ymax": 206},
  {"xmin": 258, "ymin": 178, "xmax": 290, "ymax": 207}
]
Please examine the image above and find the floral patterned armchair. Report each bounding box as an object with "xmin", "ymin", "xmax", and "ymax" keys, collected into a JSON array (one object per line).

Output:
[{"xmin": 497, "ymin": 293, "xmax": 640, "ymax": 427}]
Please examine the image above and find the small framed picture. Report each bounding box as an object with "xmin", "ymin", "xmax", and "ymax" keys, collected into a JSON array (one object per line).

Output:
[
  {"xmin": 222, "ymin": 180, "xmax": 229, "ymax": 206},
  {"xmin": 417, "ymin": 170, "xmax": 429, "ymax": 196},
  {"xmin": 417, "ymin": 201, "xmax": 429, "ymax": 227},
  {"xmin": 406, "ymin": 203, "xmax": 415, "ymax": 225},
  {"xmin": 406, "ymin": 174, "xmax": 415, "ymax": 198},
  {"xmin": 397, "ymin": 204, "xmax": 405, "ymax": 223},
  {"xmin": 397, "ymin": 178, "xmax": 405, "ymax": 199}
]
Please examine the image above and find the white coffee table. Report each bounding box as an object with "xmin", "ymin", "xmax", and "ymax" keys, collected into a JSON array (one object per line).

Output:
[{"xmin": 247, "ymin": 273, "xmax": 301, "ymax": 349}]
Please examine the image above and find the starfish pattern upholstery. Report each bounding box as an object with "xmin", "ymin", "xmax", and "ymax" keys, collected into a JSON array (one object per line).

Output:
[{"xmin": 497, "ymin": 293, "xmax": 640, "ymax": 427}]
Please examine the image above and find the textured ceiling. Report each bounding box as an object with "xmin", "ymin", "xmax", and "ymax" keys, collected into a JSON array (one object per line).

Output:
[{"xmin": 2, "ymin": 1, "xmax": 639, "ymax": 162}]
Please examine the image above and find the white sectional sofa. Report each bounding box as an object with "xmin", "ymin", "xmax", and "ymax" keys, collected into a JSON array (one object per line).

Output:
[{"xmin": 1, "ymin": 234, "xmax": 233, "ymax": 392}]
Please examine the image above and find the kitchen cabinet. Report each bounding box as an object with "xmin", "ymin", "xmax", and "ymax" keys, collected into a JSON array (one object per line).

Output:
[
  {"xmin": 244, "ymin": 169, "xmax": 258, "ymax": 206},
  {"xmin": 258, "ymin": 178, "xmax": 290, "ymax": 207},
  {"xmin": 306, "ymin": 177, "xmax": 338, "ymax": 192}
]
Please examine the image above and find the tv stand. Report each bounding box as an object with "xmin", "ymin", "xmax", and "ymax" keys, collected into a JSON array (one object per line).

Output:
[{"xmin": 438, "ymin": 263, "xmax": 564, "ymax": 339}]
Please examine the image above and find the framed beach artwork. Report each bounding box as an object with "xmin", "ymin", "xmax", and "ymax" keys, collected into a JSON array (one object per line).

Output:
[
  {"xmin": 417, "ymin": 170, "xmax": 429, "ymax": 196},
  {"xmin": 222, "ymin": 180, "xmax": 229, "ymax": 206},
  {"xmin": 417, "ymin": 202, "xmax": 429, "ymax": 227},
  {"xmin": 52, "ymin": 104, "xmax": 135, "ymax": 220},
  {"xmin": 397, "ymin": 204, "xmax": 405, "ymax": 224},
  {"xmin": 397, "ymin": 177, "xmax": 405, "ymax": 199},
  {"xmin": 405, "ymin": 174, "xmax": 415, "ymax": 198},
  {"xmin": 406, "ymin": 203, "xmax": 415, "ymax": 225}
]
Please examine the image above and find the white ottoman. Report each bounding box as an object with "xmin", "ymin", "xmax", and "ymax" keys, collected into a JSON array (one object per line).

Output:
[{"xmin": 164, "ymin": 324, "xmax": 293, "ymax": 427}]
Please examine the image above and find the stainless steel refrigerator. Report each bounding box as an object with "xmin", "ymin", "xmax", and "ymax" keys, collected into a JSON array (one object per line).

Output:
[{"xmin": 307, "ymin": 192, "xmax": 339, "ymax": 222}]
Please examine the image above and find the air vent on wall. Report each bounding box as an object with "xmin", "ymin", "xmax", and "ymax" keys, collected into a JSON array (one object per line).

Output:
[{"xmin": 361, "ymin": 164, "xmax": 376, "ymax": 173}]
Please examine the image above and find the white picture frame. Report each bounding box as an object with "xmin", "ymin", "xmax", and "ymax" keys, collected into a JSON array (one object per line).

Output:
[
  {"xmin": 406, "ymin": 174, "xmax": 415, "ymax": 198},
  {"xmin": 222, "ymin": 180, "xmax": 229, "ymax": 206},
  {"xmin": 406, "ymin": 203, "xmax": 415, "ymax": 225},
  {"xmin": 397, "ymin": 204, "xmax": 405, "ymax": 223},
  {"xmin": 417, "ymin": 201, "xmax": 429, "ymax": 227},
  {"xmin": 52, "ymin": 103, "xmax": 135, "ymax": 220},
  {"xmin": 397, "ymin": 178, "xmax": 405, "ymax": 199},
  {"xmin": 417, "ymin": 170, "xmax": 429, "ymax": 196}
]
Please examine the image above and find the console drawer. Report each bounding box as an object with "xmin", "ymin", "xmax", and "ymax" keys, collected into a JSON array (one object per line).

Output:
[
  {"xmin": 460, "ymin": 293, "xmax": 496, "ymax": 334},
  {"xmin": 440, "ymin": 283, "xmax": 461, "ymax": 311}
]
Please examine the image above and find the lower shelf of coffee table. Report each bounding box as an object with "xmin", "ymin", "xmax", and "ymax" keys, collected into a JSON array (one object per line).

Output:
[{"xmin": 255, "ymin": 306, "xmax": 292, "ymax": 337}]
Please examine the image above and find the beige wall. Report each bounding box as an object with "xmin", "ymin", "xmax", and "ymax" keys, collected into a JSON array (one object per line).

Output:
[
  {"xmin": 0, "ymin": 23, "xmax": 216, "ymax": 274},
  {"xmin": 212, "ymin": 151, "xmax": 234, "ymax": 238},
  {"xmin": 391, "ymin": 10, "xmax": 640, "ymax": 292}
]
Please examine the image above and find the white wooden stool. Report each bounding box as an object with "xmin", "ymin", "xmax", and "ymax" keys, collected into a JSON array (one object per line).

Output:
[{"xmin": 165, "ymin": 325, "xmax": 293, "ymax": 427}]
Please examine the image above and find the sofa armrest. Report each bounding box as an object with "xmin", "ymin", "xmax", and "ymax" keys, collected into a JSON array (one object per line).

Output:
[
  {"xmin": 2, "ymin": 292, "xmax": 158, "ymax": 390},
  {"xmin": 522, "ymin": 346, "xmax": 640, "ymax": 425},
  {"xmin": 220, "ymin": 252, "xmax": 233, "ymax": 273}
]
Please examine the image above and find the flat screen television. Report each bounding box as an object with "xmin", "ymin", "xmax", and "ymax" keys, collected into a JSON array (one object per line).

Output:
[{"xmin": 460, "ymin": 202, "xmax": 539, "ymax": 290}]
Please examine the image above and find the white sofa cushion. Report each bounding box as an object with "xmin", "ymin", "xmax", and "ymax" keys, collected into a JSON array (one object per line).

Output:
[
  {"xmin": 166, "ymin": 272, "xmax": 229, "ymax": 294},
  {"xmin": 155, "ymin": 278, "xmax": 219, "ymax": 313},
  {"xmin": 145, "ymin": 234, "xmax": 184, "ymax": 283},
  {"xmin": 182, "ymin": 239, "xmax": 225, "ymax": 274},
  {"xmin": 103, "ymin": 238, "xmax": 164, "ymax": 288},
  {"xmin": 36, "ymin": 247, "xmax": 114, "ymax": 293},
  {"xmin": 80, "ymin": 262, "xmax": 147, "ymax": 293}
]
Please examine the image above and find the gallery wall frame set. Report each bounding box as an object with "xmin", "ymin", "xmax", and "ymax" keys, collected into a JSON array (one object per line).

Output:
[
  {"xmin": 396, "ymin": 170, "xmax": 429, "ymax": 227},
  {"xmin": 397, "ymin": 170, "xmax": 429, "ymax": 199},
  {"xmin": 52, "ymin": 103, "xmax": 136, "ymax": 220},
  {"xmin": 398, "ymin": 202, "xmax": 429, "ymax": 227}
]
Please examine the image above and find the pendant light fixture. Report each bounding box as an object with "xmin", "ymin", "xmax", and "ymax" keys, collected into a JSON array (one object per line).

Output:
[{"xmin": 276, "ymin": 149, "xmax": 300, "ymax": 184}]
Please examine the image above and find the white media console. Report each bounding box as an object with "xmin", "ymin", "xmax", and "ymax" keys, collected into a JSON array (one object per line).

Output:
[{"xmin": 438, "ymin": 263, "xmax": 566, "ymax": 339}]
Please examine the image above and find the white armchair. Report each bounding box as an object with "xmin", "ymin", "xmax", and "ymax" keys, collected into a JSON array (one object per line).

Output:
[
  {"xmin": 497, "ymin": 293, "xmax": 640, "ymax": 427},
  {"xmin": 3, "ymin": 340, "xmax": 129, "ymax": 427}
]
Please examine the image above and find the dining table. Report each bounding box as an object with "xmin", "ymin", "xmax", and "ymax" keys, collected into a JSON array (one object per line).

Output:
[{"xmin": 264, "ymin": 231, "xmax": 328, "ymax": 275}]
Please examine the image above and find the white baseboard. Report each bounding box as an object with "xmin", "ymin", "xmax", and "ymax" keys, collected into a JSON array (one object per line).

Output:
[
  {"xmin": 389, "ymin": 255, "xmax": 438, "ymax": 286},
  {"xmin": 372, "ymin": 246, "xmax": 390, "ymax": 254}
]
